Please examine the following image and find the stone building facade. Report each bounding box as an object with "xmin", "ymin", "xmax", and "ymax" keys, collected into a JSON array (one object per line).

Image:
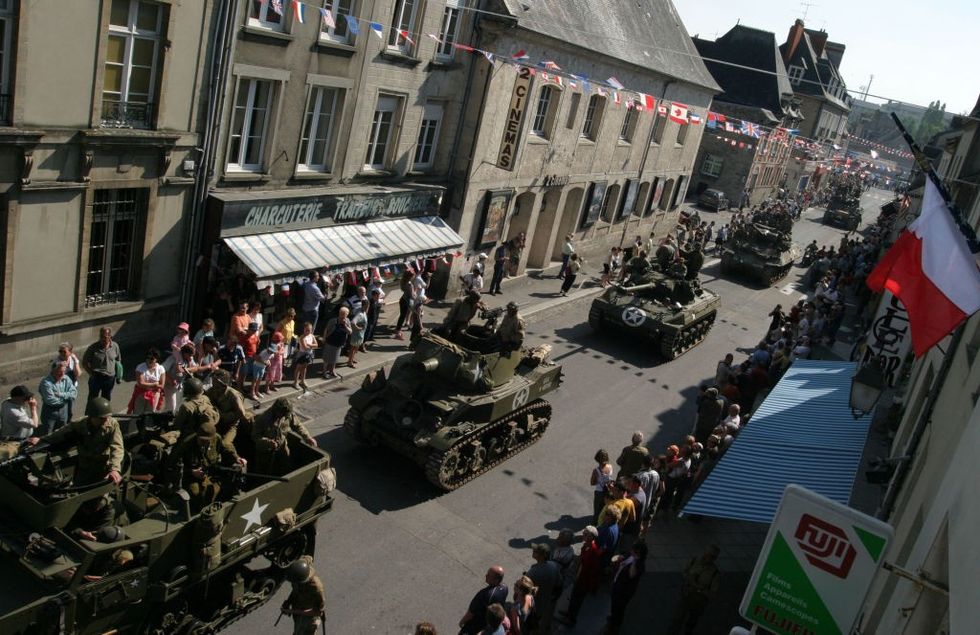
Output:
[{"xmin": 0, "ymin": 0, "xmax": 214, "ymax": 381}]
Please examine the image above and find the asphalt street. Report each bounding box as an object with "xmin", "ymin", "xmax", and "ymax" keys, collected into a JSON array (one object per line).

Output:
[{"xmin": 237, "ymin": 188, "xmax": 896, "ymax": 635}]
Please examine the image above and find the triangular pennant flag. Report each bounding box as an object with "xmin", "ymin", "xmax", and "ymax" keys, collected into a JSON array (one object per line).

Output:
[
  {"xmin": 319, "ymin": 7, "xmax": 335, "ymax": 28},
  {"xmin": 541, "ymin": 60, "xmax": 561, "ymax": 71},
  {"xmin": 607, "ymin": 76, "xmax": 624, "ymax": 90},
  {"xmin": 292, "ymin": 0, "xmax": 305, "ymax": 23},
  {"xmin": 512, "ymin": 49, "xmax": 530, "ymax": 61},
  {"xmin": 453, "ymin": 43, "xmax": 475, "ymax": 52},
  {"xmin": 427, "ymin": 33, "xmax": 441, "ymax": 43},
  {"xmin": 483, "ymin": 50, "xmax": 494, "ymax": 63},
  {"xmin": 369, "ymin": 22, "xmax": 384, "ymax": 39},
  {"xmin": 344, "ymin": 14, "xmax": 359, "ymax": 35},
  {"xmin": 597, "ymin": 86, "xmax": 607, "ymax": 97},
  {"xmin": 398, "ymin": 29, "xmax": 414, "ymax": 45}
]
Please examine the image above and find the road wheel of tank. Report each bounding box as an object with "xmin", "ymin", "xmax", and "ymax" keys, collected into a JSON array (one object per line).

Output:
[
  {"xmin": 143, "ymin": 602, "xmax": 188, "ymax": 635},
  {"xmin": 343, "ymin": 408, "xmax": 367, "ymax": 442},
  {"xmin": 266, "ymin": 531, "xmax": 308, "ymax": 568},
  {"xmin": 588, "ymin": 305, "xmax": 603, "ymax": 331}
]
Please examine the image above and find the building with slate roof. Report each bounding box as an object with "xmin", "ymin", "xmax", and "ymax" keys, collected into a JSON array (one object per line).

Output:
[
  {"xmin": 446, "ymin": 0, "xmax": 719, "ymax": 275},
  {"xmin": 689, "ymin": 25, "xmax": 805, "ymax": 207}
]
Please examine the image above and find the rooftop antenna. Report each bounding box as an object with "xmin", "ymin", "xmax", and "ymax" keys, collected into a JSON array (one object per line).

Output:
[{"xmin": 799, "ymin": 1, "xmax": 817, "ymax": 20}]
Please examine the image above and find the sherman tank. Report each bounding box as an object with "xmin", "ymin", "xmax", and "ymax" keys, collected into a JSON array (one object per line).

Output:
[
  {"xmin": 345, "ymin": 310, "xmax": 563, "ymax": 491},
  {"xmin": 0, "ymin": 411, "xmax": 335, "ymax": 634},
  {"xmin": 823, "ymin": 192, "xmax": 863, "ymax": 230},
  {"xmin": 588, "ymin": 269, "xmax": 720, "ymax": 359},
  {"xmin": 720, "ymin": 222, "xmax": 801, "ymax": 285}
]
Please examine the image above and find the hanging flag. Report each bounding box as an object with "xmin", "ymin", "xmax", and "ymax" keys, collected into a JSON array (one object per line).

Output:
[
  {"xmin": 707, "ymin": 118, "xmax": 717, "ymax": 130},
  {"xmin": 427, "ymin": 33, "xmax": 441, "ymax": 42},
  {"xmin": 453, "ymin": 42, "xmax": 475, "ymax": 52},
  {"xmin": 867, "ymin": 178, "xmax": 980, "ymax": 355},
  {"xmin": 656, "ymin": 103, "xmax": 668, "ymax": 117},
  {"xmin": 597, "ymin": 86, "xmax": 607, "ymax": 97},
  {"xmin": 344, "ymin": 14, "xmax": 359, "ymax": 35},
  {"xmin": 292, "ymin": 0, "xmax": 305, "ymax": 22},
  {"xmin": 724, "ymin": 121, "xmax": 735, "ymax": 132},
  {"xmin": 552, "ymin": 74, "xmax": 563, "ymax": 87},
  {"xmin": 870, "ymin": 149, "xmax": 880, "ymax": 159},
  {"xmin": 625, "ymin": 97, "xmax": 633, "ymax": 110},
  {"xmin": 669, "ymin": 102, "xmax": 689, "ymax": 124},
  {"xmin": 568, "ymin": 79, "xmax": 578, "ymax": 90},
  {"xmin": 369, "ymin": 22, "xmax": 384, "ymax": 39},
  {"xmin": 640, "ymin": 93, "xmax": 655, "ymax": 111},
  {"xmin": 270, "ymin": 0, "xmax": 283, "ymax": 15},
  {"xmin": 688, "ymin": 113, "xmax": 702, "ymax": 125},
  {"xmin": 320, "ymin": 7, "xmax": 335, "ymax": 28},
  {"xmin": 541, "ymin": 60, "xmax": 561, "ymax": 71},
  {"xmin": 512, "ymin": 49, "xmax": 530, "ymax": 61},
  {"xmin": 483, "ymin": 50, "xmax": 494, "ymax": 63},
  {"xmin": 607, "ymin": 76, "xmax": 625, "ymax": 90},
  {"xmin": 398, "ymin": 29, "xmax": 414, "ymax": 45},
  {"xmin": 361, "ymin": 269, "xmax": 370, "ymax": 281},
  {"xmin": 612, "ymin": 91, "xmax": 621, "ymax": 106}
]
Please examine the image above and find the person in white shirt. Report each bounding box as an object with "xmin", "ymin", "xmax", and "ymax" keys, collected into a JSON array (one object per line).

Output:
[
  {"xmin": 720, "ymin": 404, "xmax": 741, "ymax": 435},
  {"xmin": 558, "ymin": 235, "xmax": 575, "ymax": 279}
]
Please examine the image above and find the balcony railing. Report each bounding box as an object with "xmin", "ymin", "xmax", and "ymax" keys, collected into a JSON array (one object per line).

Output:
[
  {"xmin": 0, "ymin": 94, "xmax": 9, "ymax": 125},
  {"xmin": 100, "ymin": 100, "xmax": 155, "ymax": 129}
]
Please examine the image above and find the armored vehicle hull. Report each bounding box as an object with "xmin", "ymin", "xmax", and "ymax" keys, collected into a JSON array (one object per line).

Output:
[
  {"xmin": 0, "ymin": 412, "xmax": 335, "ymax": 634},
  {"xmin": 823, "ymin": 206, "xmax": 862, "ymax": 230},
  {"xmin": 345, "ymin": 326, "xmax": 562, "ymax": 490},
  {"xmin": 588, "ymin": 272, "xmax": 720, "ymax": 360},
  {"xmin": 720, "ymin": 222, "xmax": 800, "ymax": 285}
]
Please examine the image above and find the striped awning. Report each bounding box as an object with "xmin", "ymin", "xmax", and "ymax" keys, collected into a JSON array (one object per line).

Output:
[
  {"xmin": 682, "ymin": 360, "xmax": 871, "ymax": 524},
  {"xmin": 223, "ymin": 216, "xmax": 464, "ymax": 282}
]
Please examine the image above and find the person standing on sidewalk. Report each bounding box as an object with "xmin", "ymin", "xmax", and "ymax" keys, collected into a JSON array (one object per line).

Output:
[
  {"xmin": 591, "ymin": 449, "xmax": 614, "ymax": 523},
  {"xmin": 458, "ymin": 566, "xmax": 508, "ymax": 634},
  {"xmin": 557, "ymin": 235, "xmax": 575, "ymax": 279},
  {"xmin": 53, "ymin": 342, "xmax": 82, "ymax": 420},
  {"xmin": 668, "ymin": 546, "xmax": 721, "ymax": 634},
  {"xmin": 38, "ymin": 361, "xmax": 77, "ymax": 435},
  {"xmin": 301, "ymin": 271, "xmax": 327, "ymax": 334},
  {"xmin": 559, "ymin": 253, "xmax": 581, "ymax": 296},
  {"xmin": 616, "ymin": 431, "xmax": 648, "ymax": 479},
  {"xmin": 556, "ymin": 526, "xmax": 601, "ymax": 628},
  {"xmin": 607, "ymin": 541, "xmax": 648, "ymax": 634},
  {"xmin": 394, "ymin": 270, "xmax": 416, "ymax": 341},
  {"xmin": 488, "ymin": 241, "xmax": 509, "ymax": 295},
  {"xmin": 82, "ymin": 327, "xmax": 121, "ymax": 403}
]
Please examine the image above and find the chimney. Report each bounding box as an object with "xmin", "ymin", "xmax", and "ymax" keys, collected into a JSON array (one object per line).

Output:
[
  {"xmin": 825, "ymin": 41, "xmax": 845, "ymax": 70},
  {"xmin": 807, "ymin": 29, "xmax": 828, "ymax": 57},
  {"xmin": 783, "ymin": 19, "xmax": 805, "ymax": 64}
]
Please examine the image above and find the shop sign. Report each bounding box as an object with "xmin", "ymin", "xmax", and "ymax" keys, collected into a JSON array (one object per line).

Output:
[
  {"xmin": 497, "ymin": 66, "xmax": 533, "ymax": 171},
  {"xmin": 541, "ymin": 174, "xmax": 569, "ymax": 188},
  {"xmin": 741, "ymin": 485, "xmax": 892, "ymax": 635},
  {"xmin": 219, "ymin": 188, "xmax": 443, "ymax": 235},
  {"xmin": 858, "ymin": 291, "xmax": 910, "ymax": 387},
  {"xmin": 477, "ymin": 190, "xmax": 513, "ymax": 247}
]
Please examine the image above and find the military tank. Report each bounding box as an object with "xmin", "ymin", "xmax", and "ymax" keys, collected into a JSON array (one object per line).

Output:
[
  {"xmin": 588, "ymin": 269, "xmax": 720, "ymax": 360},
  {"xmin": 822, "ymin": 192, "xmax": 863, "ymax": 230},
  {"xmin": 0, "ymin": 411, "xmax": 335, "ymax": 634},
  {"xmin": 720, "ymin": 222, "xmax": 801, "ymax": 285},
  {"xmin": 345, "ymin": 310, "xmax": 563, "ymax": 491}
]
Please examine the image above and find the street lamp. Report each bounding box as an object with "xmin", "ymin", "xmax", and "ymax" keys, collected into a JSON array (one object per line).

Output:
[{"xmin": 850, "ymin": 356, "xmax": 887, "ymax": 418}]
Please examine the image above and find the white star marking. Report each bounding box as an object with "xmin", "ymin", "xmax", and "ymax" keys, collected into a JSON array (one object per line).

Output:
[{"xmin": 240, "ymin": 498, "xmax": 269, "ymax": 534}]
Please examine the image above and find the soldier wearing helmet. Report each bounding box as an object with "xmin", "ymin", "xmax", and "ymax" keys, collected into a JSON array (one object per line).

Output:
[
  {"xmin": 442, "ymin": 290, "xmax": 485, "ymax": 341},
  {"xmin": 205, "ymin": 368, "xmax": 253, "ymax": 447},
  {"xmin": 281, "ymin": 555, "xmax": 325, "ymax": 635},
  {"xmin": 28, "ymin": 397, "xmax": 124, "ymax": 485},
  {"xmin": 251, "ymin": 398, "xmax": 316, "ymax": 475},
  {"xmin": 173, "ymin": 376, "xmax": 220, "ymax": 441},
  {"xmin": 166, "ymin": 419, "xmax": 245, "ymax": 508},
  {"xmin": 495, "ymin": 301, "xmax": 525, "ymax": 352}
]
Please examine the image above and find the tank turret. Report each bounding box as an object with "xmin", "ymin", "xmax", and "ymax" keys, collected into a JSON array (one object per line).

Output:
[{"xmin": 720, "ymin": 222, "xmax": 801, "ymax": 285}]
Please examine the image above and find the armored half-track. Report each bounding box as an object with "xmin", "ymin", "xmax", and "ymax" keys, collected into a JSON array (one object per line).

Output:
[
  {"xmin": 720, "ymin": 222, "xmax": 801, "ymax": 285},
  {"xmin": 823, "ymin": 192, "xmax": 863, "ymax": 230},
  {"xmin": 588, "ymin": 269, "xmax": 720, "ymax": 359},
  {"xmin": 0, "ymin": 412, "xmax": 335, "ymax": 634},
  {"xmin": 345, "ymin": 312, "xmax": 563, "ymax": 490}
]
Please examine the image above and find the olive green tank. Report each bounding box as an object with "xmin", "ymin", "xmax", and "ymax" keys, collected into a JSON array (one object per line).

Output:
[
  {"xmin": 0, "ymin": 411, "xmax": 335, "ymax": 634},
  {"xmin": 588, "ymin": 270, "xmax": 721, "ymax": 359},
  {"xmin": 345, "ymin": 312, "xmax": 563, "ymax": 491},
  {"xmin": 720, "ymin": 222, "xmax": 801, "ymax": 285},
  {"xmin": 822, "ymin": 192, "xmax": 863, "ymax": 230}
]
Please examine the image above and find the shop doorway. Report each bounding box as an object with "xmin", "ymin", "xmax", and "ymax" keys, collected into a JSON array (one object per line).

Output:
[
  {"xmin": 505, "ymin": 191, "xmax": 536, "ymax": 274},
  {"xmin": 552, "ymin": 187, "xmax": 584, "ymax": 261},
  {"xmin": 527, "ymin": 188, "xmax": 561, "ymax": 268}
]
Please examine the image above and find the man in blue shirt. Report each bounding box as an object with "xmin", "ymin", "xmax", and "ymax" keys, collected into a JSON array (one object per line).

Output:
[
  {"xmin": 38, "ymin": 361, "xmax": 78, "ymax": 435},
  {"xmin": 302, "ymin": 271, "xmax": 326, "ymax": 333},
  {"xmin": 596, "ymin": 506, "xmax": 621, "ymax": 569}
]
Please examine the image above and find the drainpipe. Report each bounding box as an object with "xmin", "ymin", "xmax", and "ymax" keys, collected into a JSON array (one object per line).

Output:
[
  {"xmin": 179, "ymin": 0, "xmax": 239, "ymax": 316},
  {"xmin": 618, "ymin": 79, "xmax": 675, "ymax": 247}
]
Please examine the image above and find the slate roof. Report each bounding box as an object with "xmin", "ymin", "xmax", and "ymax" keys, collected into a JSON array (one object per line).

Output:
[
  {"xmin": 780, "ymin": 29, "xmax": 848, "ymax": 110},
  {"xmin": 494, "ymin": 0, "xmax": 720, "ymax": 92},
  {"xmin": 693, "ymin": 25, "xmax": 793, "ymax": 115}
]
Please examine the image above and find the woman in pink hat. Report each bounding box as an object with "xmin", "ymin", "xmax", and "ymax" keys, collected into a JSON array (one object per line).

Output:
[{"xmin": 170, "ymin": 322, "xmax": 191, "ymax": 366}]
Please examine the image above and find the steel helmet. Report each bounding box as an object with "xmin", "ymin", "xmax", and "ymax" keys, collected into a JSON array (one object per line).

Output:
[
  {"xmin": 286, "ymin": 558, "xmax": 312, "ymax": 583},
  {"xmin": 85, "ymin": 397, "xmax": 113, "ymax": 418},
  {"xmin": 183, "ymin": 376, "xmax": 204, "ymax": 398}
]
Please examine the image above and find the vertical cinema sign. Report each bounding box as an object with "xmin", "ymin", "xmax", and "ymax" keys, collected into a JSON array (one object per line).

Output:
[{"xmin": 497, "ymin": 66, "xmax": 533, "ymax": 170}]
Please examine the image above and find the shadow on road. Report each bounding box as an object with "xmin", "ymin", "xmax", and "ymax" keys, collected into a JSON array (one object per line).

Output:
[{"xmin": 549, "ymin": 323, "xmax": 668, "ymax": 370}]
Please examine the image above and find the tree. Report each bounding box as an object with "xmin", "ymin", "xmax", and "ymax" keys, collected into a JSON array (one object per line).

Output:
[{"xmin": 909, "ymin": 100, "xmax": 947, "ymax": 144}]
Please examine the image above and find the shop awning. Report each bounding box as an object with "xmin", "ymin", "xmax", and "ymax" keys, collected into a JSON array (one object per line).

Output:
[
  {"xmin": 682, "ymin": 360, "xmax": 871, "ymax": 524},
  {"xmin": 223, "ymin": 215, "xmax": 464, "ymax": 282}
]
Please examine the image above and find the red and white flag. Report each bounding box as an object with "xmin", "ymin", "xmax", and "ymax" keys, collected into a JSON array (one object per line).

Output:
[
  {"xmin": 640, "ymin": 93, "xmax": 656, "ymax": 111},
  {"xmin": 669, "ymin": 102, "xmax": 689, "ymax": 124},
  {"xmin": 867, "ymin": 179, "xmax": 980, "ymax": 356},
  {"xmin": 656, "ymin": 103, "xmax": 668, "ymax": 117}
]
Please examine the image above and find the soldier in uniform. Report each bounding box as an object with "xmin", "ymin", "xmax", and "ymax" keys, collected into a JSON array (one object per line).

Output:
[
  {"xmin": 29, "ymin": 397, "xmax": 124, "ymax": 486},
  {"xmin": 206, "ymin": 369, "xmax": 253, "ymax": 448},
  {"xmin": 442, "ymin": 290, "xmax": 485, "ymax": 341},
  {"xmin": 166, "ymin": 420, "xmax": 245, "ymax": 509},
  {"xmin": 66, "ymin": 493, "xmax": 115, "ymax": 541},
  {"xmin": 173, "ymin": 377, "xmax": 220, "ymax": 439},
  {"xmin": 251, "ymin": 398, "xmax": 317, "ymax": 475},
  {"xmin": 681, "ymin": 242, "xmax": 705, "ymax": 280},
  {"xmin": 622, "ymin": 250, "xmax": 650, "ymax": 284},
  {"xmin": 655, "ymin": 238, "xmax": 677, "ymax": 272},
  {"xmin": 495, "ymin": 302, "xmax": 525, "ymax": 352},
  {"xmin": 281, "ymin": 556, "xmax": 326, "ymax": 635}
]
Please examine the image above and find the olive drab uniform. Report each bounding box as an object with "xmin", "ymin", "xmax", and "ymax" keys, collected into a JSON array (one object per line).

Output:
[
  {"xmin": 682, "ymin": 246, "xmax": 704, "ymax": 280},
  {"xmin": 251, "ymin": 409, "xmax": 314, "ymax": 475},
  {"xmin": 443, "ymin": 298, "xmax": 480, "ymax": 339},
  {"xmin": 284, "ymin": 558, "xmax": 326, "ymax": 635},
  {"xmin": 205, "ymin": 384, "xmax": 253, "ymax": 446},
  {"xmin": 173, "ymin": 393, "xmax": 220, "ymax": 438},
  {"xmin": 44, "ymin": 417, "xmax": 124, "ymax": 485},
  {"xmin": 496, "ymin": 313, "xmax": 526, "ymax": 351},
  {"xmin": 166, "ymin": 432, "xmax": 241, "ymax": 508}
]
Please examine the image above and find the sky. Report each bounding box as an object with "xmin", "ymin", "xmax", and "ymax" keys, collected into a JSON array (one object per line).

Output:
[{"xmin": 674, "ymin": 0, "xmax": 980, "ymax": 115}]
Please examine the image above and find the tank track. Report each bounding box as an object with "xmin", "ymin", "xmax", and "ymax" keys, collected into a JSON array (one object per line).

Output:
[
  {"xmin": 588, "ymin": 304, "xmax": 603, "ymax": 330},
  {"xmin": 143, "ymin": 572, "xmax": 283, "ymax": 635},
  {"xmin": 424, "ymin": 400, "xmax": 552, "ymax": 491},
  {"xmin": 659, "ymin": 311, "xmax": 717, "ymax": 360},
  {"xmin": 762, "ymin": 263, "xmax": 793, "ymax": 286},
  {"xmin": 344, "ymin": 408, "xmax": 367, "ymax": 442}
]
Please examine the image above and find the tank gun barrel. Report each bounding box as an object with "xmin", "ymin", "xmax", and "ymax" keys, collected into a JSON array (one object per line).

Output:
[
  {"xmin": 615, "ymin": 282, "xmax": 658, "ymax": 293},
  {"xmin": 415, "ymin": 357, "xmax": 440, "ymax": 373}
]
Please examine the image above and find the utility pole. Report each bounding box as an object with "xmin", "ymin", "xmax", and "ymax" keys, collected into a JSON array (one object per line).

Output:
[
  {"xmin": 862, "ymin": 74, "xmax": 874, "ymax": 102},
  {"xmin": 799, "ymin": 1, "xmax": 817, "ymax": 20}
]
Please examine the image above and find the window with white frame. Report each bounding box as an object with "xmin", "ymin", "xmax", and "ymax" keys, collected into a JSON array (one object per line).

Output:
[
  {"xmin": 581, "ymin": 95, "xmax": 604, "ymax": 140},
  {"xmin": 298, "ymin": 86, "xmax": 341, "ymax": 172},
  {"xmin": 676, "ymin": 120, "xmax": 689, "ymax": 145},
  {"xmin": 413, "ymin": 101, "xmax": 444, "ymax": 169},
  {"xmin": 320, "ymin": 0, "xmax": 354, "ymax": 44},
  {"xmin": 365, "ymin": 94, "xmax": 402, "ymax": 170},
  {"xmin": 103, "ymin": 0, "xmax": 163, "ymax": 128},
  {"xmin": 86, "ymin": 188, "xmax": 148, "ymax": 306},
  {"xmin": 787, "ymin": 65, "xmax": 804, "ymax": 86},
  {"xmin": 701, "ymin": 154, "xmax": 722, "ymax": 178},
  {"xmin": 435, "ymin": 0, "xmax": 463, "ymax": 59},
  {"xmin": 228, "ymin": 78, "xmax": 274, "ymax": 172},
  {"xmin": 619, "ymin": 107, "xmax": 636, "ymax": 141},
  {"xmin": 388, "ymin": 0, "xmax": 418, "ymax": 53},
  {"xmin": 531, "ymin": 86, "xmax": 558, "ymax": 137},
  {"xmin": 248, "ymin": 0, "xmax": 284, "ymax": 30}
]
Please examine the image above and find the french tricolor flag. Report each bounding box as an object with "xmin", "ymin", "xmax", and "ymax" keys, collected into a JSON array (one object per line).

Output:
[
  {"xmin": 867, "ymin": 179, "xmax": 980, "ymax": 356},
  {"xmin": 292, "ymin": 0, "xmax": 305, "ymax": 23},
  {"xmin": 512, "ymin": 49, "xmax": 530, "ymax": 61}
]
